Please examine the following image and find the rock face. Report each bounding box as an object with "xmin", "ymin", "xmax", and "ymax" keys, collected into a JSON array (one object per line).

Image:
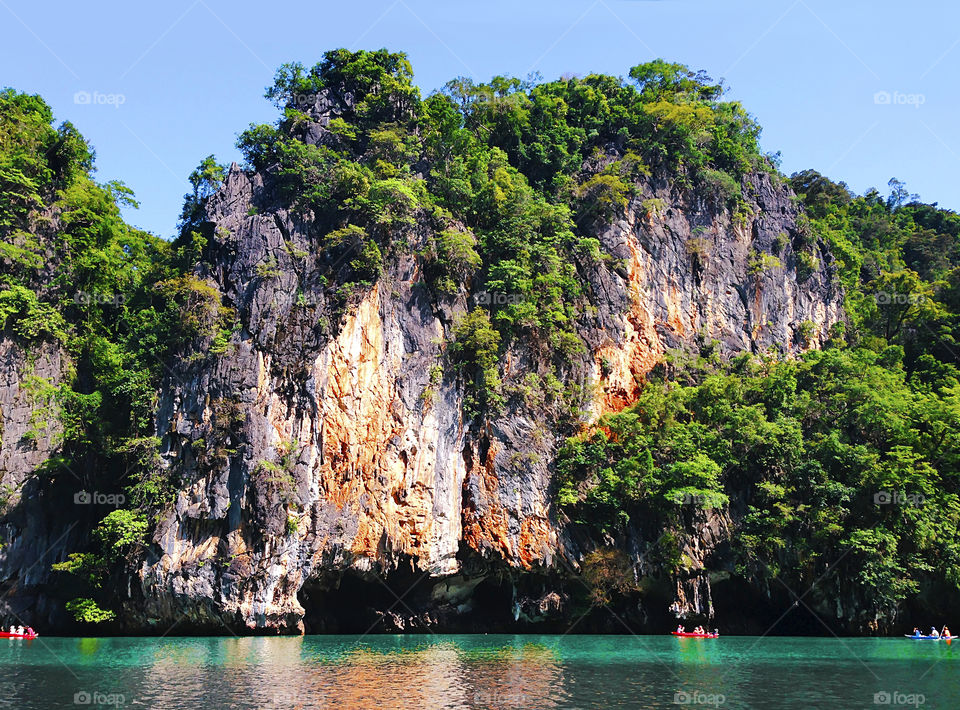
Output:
[
  {"xmin": 0, "ymin": 339, "xmax": 66, "ymax": 485},
  {"xmin": 0, "ymin": 338, "xmax": 89, "ymax": 624},
  {"xmin": 122, "ymin": 160, "xmax": 843, "ymax": 633}
]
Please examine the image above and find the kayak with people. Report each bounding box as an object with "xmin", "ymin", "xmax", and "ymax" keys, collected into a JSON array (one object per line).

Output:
[
  {"xmin": 672, "ymin": 625, "xmax": 719, "ymax": 639},
  {"xmin": 905, "ymin": 626, "xmax": 954, "ymax": 640},
  {"xmin": 0, "ymin": 625, "xmax": 37, "ymax": 639}
]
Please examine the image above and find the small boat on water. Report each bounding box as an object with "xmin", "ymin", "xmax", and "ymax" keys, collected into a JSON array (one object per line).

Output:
[
  {"xmin": 672, "ymin": 631, "xmax": 719, "ymax": 638},
  {"xmin": 904, "ymin": 634, "xmax": 955, "ymax": 641},
  {"xmin": 0, "ymin": 631, "xmax": 37, "ymax": 639}
]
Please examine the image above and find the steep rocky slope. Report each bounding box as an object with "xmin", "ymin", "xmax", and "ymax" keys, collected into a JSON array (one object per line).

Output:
[
  {"xmin": 0, "ymin": 338, "xmax": 84, "ymax": 615},
  {"xmin": 1, "ymin": 56, "xmax": 860, "ymax": 635},
  {"xmin": 128, "ymin": 151, "xmax": 842, "ymax": 633}
]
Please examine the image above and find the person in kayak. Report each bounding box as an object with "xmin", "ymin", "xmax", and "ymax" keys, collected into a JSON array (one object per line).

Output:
[
  {"xmin": 911, "ymin": 627, "xmax": 921, "ymax": 637},
  {"xmin": 930, "ymin": 627, "xmax": 940, "ymax": 638},
  {"xmin": 676, "ymin": 625, "xmax": 685, "ymax": 633},
  {"xmin": 944, "ymin": 626, "xmax": 951, "ymax": 638}
]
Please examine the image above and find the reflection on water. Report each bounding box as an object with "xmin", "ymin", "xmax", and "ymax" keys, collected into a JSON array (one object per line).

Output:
[
  {"xmin": 2, "ymin": 634, "xmax": 960, "ymax": 709},
  {"xmin": 139, "ymin": 639, "xmax": 566, "ymax": 708}
]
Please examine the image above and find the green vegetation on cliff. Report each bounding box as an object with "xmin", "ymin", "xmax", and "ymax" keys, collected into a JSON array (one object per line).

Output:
[
  {"xmin": 230, "ymin": 50, "xmax": 768, "ymax": 411},
  {"xmin": 558, "ymin": 173, "xmax": 960, "ymax": 626},
  {"xmin": 0, "ymin": 89, "xmax": 208, "ymax": 451},
  {"xmin": 0, "ymin": 89, "xmax": 196, "ymax": 622},
  {"xmin": 3, "ymin": 50, "xmax": 960, "ymax": 630}
]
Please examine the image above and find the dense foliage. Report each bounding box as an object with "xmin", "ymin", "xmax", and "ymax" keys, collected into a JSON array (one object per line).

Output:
[
  {"xmin": 0, "ymin": 90, "xmax": 210, "ymax": 459},
  {"xmin": 6, "ymin": 49, "xmax": 960, "ymax": 630},
  {"xmin": 0, "ymin": 89, "xmax": 193, "ymax": 622},
  {"xmin": 234, "ymin": 50, "xmax": 768, "ymax": 410},
  {"xmin": 557, "ymin": 174, "xmax": 960, "ymax": 626}
]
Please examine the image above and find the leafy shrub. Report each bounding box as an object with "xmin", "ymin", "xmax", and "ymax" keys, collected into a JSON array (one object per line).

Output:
[
  {"xmin": 795, "ymin": 249, "xmax": 819, "ymax": 281},
  {"xmin": 65, "ymin": 598, "xmax": 115, "ymax": 624},
  {"xmin": 449, "ymin": 308, "xmax": 503, "ymax": 416},
  {"xmin": 686, "ymin": 236, "xmax": 712, "ymax": 265},
  {"xmin": 698, "ymin": 168, "xmax": 741, "ymax": 205},
  {"xmin": 255, "ymin": 258, "xmax": 281, "ymax": 279},
  {"xmin": 94, "ymin": 509, "xmax": 148, "ymax": 561},
  {"xmin": 366, "ymin": 177, "xmax": 422, "ymax": 226},
  {"xmin": 324, "ymin": 224, "xmax": 367, "ymax": 249},
  {"xmin": 256, "ymin": 438, "xmax": 301, "ymax": 506},
  {"xmin": 747, "ymin": 249, "xmax": 783, "ymax": 276},
  {"xmin": 642, "ymin": 197, "xmax": 667, "ymax": 219},
  {"xmin": 51, "ymin": 552, "xmax": 107, "ymax": 587},
  {"xmin": 155, "ymin": 275, "xmax": 224, "ymax": 339},
  {"xmin": 424, "ymin": 228, "xmax": 482, "ymax": 294},
  {"xmin": 575, "ymin": 173, "xmax": 631, "ymax": 224},
  {"xmin": 0, "ymin": 285, "xmax": 66, "ymax": 340},
  {"xmin": 795, "ymin": 320, "xmax": 816, "ymax": 348},
  {"xmin": 581, "ymin": 549, "xmax": 638, "ymax": 605},
  {"xmin": 349, "ymin": 240, "xmax": 383, "ymax": 283}
]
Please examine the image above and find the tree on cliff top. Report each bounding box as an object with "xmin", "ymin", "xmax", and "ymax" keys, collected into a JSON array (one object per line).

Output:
[
  {"xmin": 628, "ymin": 59, "xmax": 723, "ymax": 102},
  {"xmin": 266, "ymin": 49, "xmax": 421, "ymax": 128}
]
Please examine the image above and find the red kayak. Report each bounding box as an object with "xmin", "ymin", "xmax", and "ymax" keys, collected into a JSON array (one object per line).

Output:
[
  {"xmin": 672, "ymin": 631, "xmax": 719, "ymax": 638},
  {"xmin": 0, "ymin": 632, "xmax": 37, "ymax": 639}
]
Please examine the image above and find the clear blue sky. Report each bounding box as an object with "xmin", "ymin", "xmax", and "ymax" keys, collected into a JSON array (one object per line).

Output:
[{"xmin": 2, "ymin": 0, "xmax": 957, "ymax": 238}]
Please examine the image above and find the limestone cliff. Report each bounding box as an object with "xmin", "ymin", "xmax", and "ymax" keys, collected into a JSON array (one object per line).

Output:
[
  {"xmin": 0, "ymin": 338, "xmax": 91, "ymax": 623},
  {"xmin": 120, "ymin": 158, "xmax": 843, "ymax": 633},
  {"xmin": 0, "ymin": 63, "xmax": 852, "ymax": 634}
]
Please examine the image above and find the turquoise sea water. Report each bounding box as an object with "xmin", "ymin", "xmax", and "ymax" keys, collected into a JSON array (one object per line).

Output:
[{"xmin": 0, "ymin": 634, "xmax": 957, "ymax": 709}]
